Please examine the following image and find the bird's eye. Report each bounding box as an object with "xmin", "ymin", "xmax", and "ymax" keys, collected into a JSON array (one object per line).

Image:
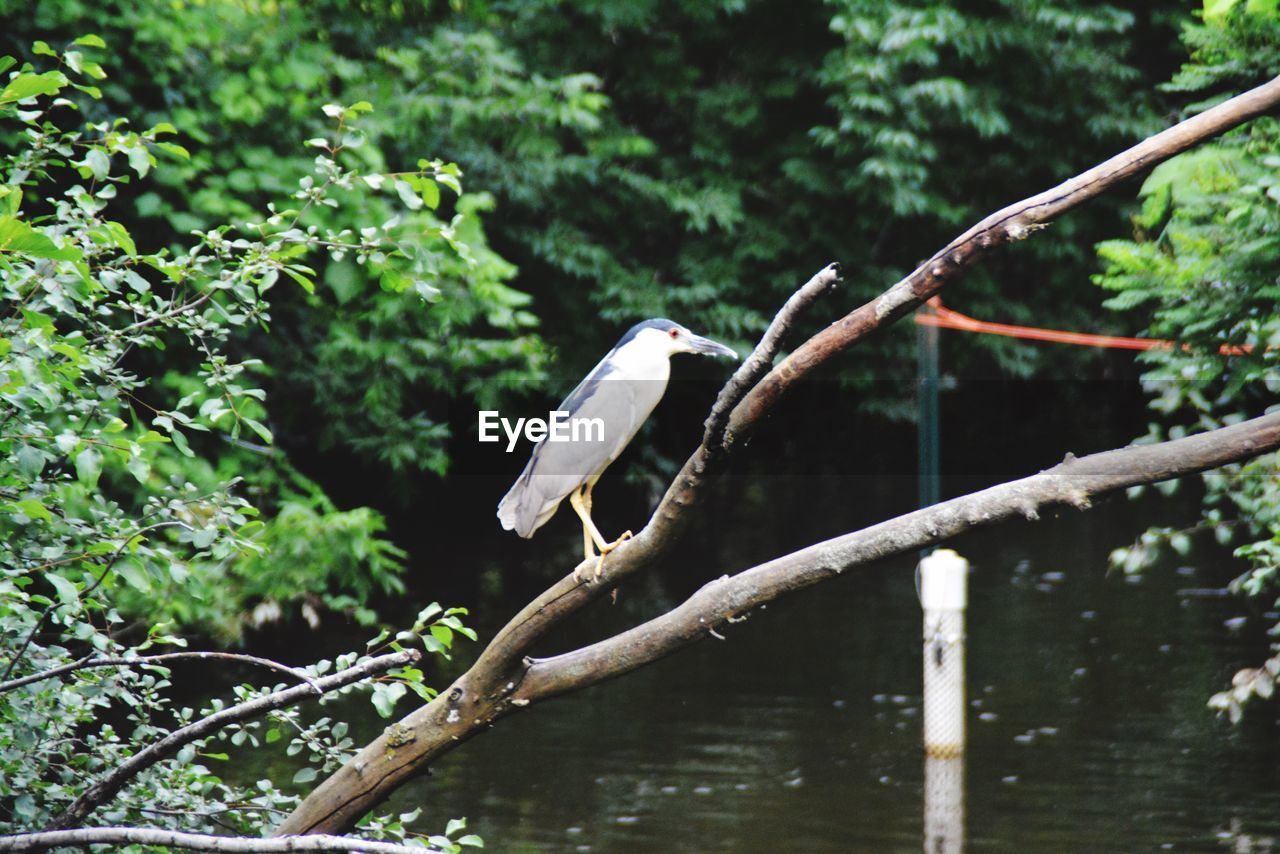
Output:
[{"xmin": 668, "ymin": 328, "xmax": 680, "ymax": 339}]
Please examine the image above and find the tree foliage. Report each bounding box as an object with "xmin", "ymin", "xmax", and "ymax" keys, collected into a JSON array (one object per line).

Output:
[
  {"xmin": 0, "ymin": 39, "xmax": 481, "ymax": 846},
  {"xmin": 1093, "ymin": 0, "xmax": 1280, "ymax": 720},
  {"xmin": 3, "ymin": 0, "xmax": 1184, "ymax": 472}
]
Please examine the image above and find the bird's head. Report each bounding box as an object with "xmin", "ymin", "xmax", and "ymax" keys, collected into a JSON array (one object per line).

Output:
[{"xmin": 624, "ymin": 319, "xmax": 738, "ymax": 360}]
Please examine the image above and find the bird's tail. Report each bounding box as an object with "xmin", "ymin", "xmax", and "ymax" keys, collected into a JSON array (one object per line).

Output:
[{"xmin": 496, "ymin": 471, "xmax": 539, "ymax": 538}]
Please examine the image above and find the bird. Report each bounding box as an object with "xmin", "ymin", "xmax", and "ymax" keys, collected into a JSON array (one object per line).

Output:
[{"xmin": 497, "ymin": 319, "xmax": 737, "ymax": 581}]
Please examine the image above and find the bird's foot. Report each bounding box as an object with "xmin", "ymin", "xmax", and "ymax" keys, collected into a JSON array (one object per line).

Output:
[{"xmin": 593, "ymin": 530, "xmax": 633, "ymax": 580}]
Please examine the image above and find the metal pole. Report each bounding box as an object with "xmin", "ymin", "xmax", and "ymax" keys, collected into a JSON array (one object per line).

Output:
[
  {"xmin": 920, "ymin": 548, "xmax": 968, "ymax": 853},
  {"xmin": 917, "ymin": 308, "xmax": 940, "ymax": 509}
]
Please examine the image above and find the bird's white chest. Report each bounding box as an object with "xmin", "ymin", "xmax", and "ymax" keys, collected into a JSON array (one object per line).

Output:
[
  {"xmin": 600, "ymin": 340, "xmax": 671, "ymax": 453},
  {"xmin": 607, "ymin": 339, "xmax": 673, "ymax": 386}
]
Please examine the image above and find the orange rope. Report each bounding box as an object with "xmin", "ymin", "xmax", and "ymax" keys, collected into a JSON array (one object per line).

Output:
[{"xmin": 914, "ymin": 297, "xmax": 1252, "ymax": 356}]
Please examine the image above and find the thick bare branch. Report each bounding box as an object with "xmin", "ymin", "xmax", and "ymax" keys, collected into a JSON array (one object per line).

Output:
[
  {"xmin": 519, "ymin": 413, "xmax": 1280, "ymax": 696},
  {"xmin": 278, "ymin": 78, "xmax": 1280, "ymax": 835},
  {"xmin": 280, "ymin": 412, "xmax": 1280, "ymax": 835},
  {"xmin": 49, "ymin": 649, "xmax": 418, "ymax": 831},
  {"xmin": 0, "ymin": 827, "xmax": 435, "ymax": 853},
  {"xmin": 1, "ymin": 651, "xmax": 322, "ymax": 694},
  {"xmin": 730, "ymin": 75, "xmax": 1280, "ymax": 431}
]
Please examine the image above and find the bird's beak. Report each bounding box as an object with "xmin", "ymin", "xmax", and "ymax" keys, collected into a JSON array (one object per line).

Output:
[{"xmin": 687, "ymin": 332, "xmax": 738, "ymax": 359}]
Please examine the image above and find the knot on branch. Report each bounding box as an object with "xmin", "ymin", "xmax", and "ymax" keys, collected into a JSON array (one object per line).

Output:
[
  {"xmin": 384, "ymin": 723, "xmax": 416, "ymax": 749},
  {"xmin": 1007, "ymin": 220, "xmax": 1050, "ymax": 241}
]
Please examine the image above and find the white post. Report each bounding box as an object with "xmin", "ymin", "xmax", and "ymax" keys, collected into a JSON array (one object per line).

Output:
[{"xmin": 920, "ymin": 548, "xmax": 968, "ymax": 854}]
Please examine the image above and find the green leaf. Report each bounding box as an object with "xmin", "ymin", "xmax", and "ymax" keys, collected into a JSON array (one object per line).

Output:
[
  {"xmin": 282, "ymin": 266, "xmax": 315, "ymax": 294},
  {"xmin": 14, "ymin": 498, "xmax": 52, "ymax": 522},
  {"xmin": 395, "ymin": 180, "xmax": 423, "ymax": 211},
  {"xmin": 293, "ymin": 767, "xmax": 318, "ymax": 784},
  {"xmin": 446, "ymin": 818, "xmax": 467, "ymax": 836},
  {"xmin": 155, "ymin": 141, "xmax": 191, "ymax": 161},
  {"xmin": 73, "ymin": 34, "xmax": 107, "ymax": 48},
  {"xmin": 0, "ymin": 216, "xmax": 82, "ymax": 261},
  {"xmin": 79, "ymin": 61, "xmax": 106, "ymax": 80},
  {"xmin": 0, "ymin": 70, "xmax": 67, "ymax": 104},
  {"xmin": 46, "ymin": 573, "xmax": 79, "ymax": 606},
  {"xmin": 16, "ymin": 445, "xmax": 45, "ymax": 479},
  {"xmin": 84, "ymin": 149, "xmax": 110, "ymax": 181},
  {"xmin": 32, "ymin": 41, "xmax": 57, "ymax": 58},
  {"xmin": 244, "ymin": 418, "xmax": 274, "ymax": 444},
  {"xmin": 458, "ymin": 835, "xmax": 484, "ymax": 847},
  {"xmin": 169, "ymin": 428, "xmax": 193, "ymax": 457},
  {"xmin": 74, "ymin": 446, "xmax": 103, "ymax": 487},
  {"xmin": 126, "ymin": 146, "xmax": 151, "ymax": 178},
  {"xmin": 421, "ymin": 180, "xmax": 441, "ymax": 211},
  {"xmin": 430, "ymin": 624, "xmax": 454, "ymax": 648},
  {"xmin": 379, "ymin": 267, "xmax": 409, "ymax": 293},
  {"xmin": 371, "ymin": 682, "xmax": 407, "ymax": 718},
  {"xmin": 125, "ymin": 454, "xmax": 150, "ymax": 484},
  {"xmin": 104, "ymin": 221, "xmax": 137, "ymax": 257},
  {"xmin": 349, "ymin": 100, "xmax": 374, "ymax": 112},
  {"xmin": 1204, "ymin": 0, "xmax": 1241, "ymax": 18}
]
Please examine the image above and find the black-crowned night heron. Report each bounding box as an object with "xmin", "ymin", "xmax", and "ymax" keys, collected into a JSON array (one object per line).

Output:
[{"xmin": 497, "ymin": 319, "xmax": 737, "ymax": 580}]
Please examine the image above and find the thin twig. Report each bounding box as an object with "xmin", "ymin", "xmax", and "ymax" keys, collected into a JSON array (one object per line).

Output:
[
  {"xmin": 0, "ymin": 522, "xmax": 184, "ymax": 684},
  {"xmin": 0, "ymin": 651, "xmax": 323, "ymax": 694},
  {"xmin": 702, "ymin": 262, "xmax": 842, "ymax": 452},
  {"xmin": 0, "ymin": 827, "xmax": 439, "ymax": 853},
  {"xmin": 47, "ymin": 649, "xmax": 419, "ymax": 831}
]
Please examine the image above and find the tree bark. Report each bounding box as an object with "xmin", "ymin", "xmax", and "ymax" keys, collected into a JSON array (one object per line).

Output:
[{"xmin": 277, "ymin": 75, "xmax": 1280, "ymax": 836}]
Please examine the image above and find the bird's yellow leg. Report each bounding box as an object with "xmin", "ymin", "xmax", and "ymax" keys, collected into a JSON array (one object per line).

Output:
[
  {"xmin": 568, "ymin": 484, "xmax": 632, "ymax": 582},
  {"xmin": 569, "ymin": 486, "xmax": 607, "ymax": 581},
  {"xmin": 583, "ymin": 483, "xmax": 631, "ymax": 581},
  {"xmin": 575, "ymin": 486, "xmax": 596, "ymax": 561}
]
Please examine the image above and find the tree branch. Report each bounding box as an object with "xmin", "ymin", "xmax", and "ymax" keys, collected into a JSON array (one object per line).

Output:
[
  {"xmin": 0, "ymin": 651, "xmax": 322, "ymax": 694},
  {"xmin": 277, "ymin": 77, "xmax": 1280, "ymax": 835},
  {"xmin": 702, "ymin": 261, "xmax": 842, "ymax": 451},
  {"xmin": 48, "ymin": 649, "xmax": 418, "ymax": 832},
  {"xmin": 518, "ymin": 413, "xmax": 1280, "ymax": 697},
  {"xmin": 282, "ymin": 410, "xmax": 1280, "ymax": 835},
  {"xmin": 730, "ymin": 75, "xmax": 1280, "ymax": 431},
  {"xmin": 0, "ymin": 827, "xmax": 438, "ymax": 853}
]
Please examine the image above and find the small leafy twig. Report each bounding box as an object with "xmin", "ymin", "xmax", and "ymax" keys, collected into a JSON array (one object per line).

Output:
[
  {"xmin": 48, "ymin": 649, "xmax": 419, "ymax": 831},
  {"xmin": 0, "ymin": 651, "xmax": 322, "ymax": 694}
]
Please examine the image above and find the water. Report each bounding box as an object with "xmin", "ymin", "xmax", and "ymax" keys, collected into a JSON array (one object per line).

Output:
[
  {"xmin": 355, "ymin": 474, "xmax": 1280, "ymax": 852},
  {"xmin": 240, "ymin": 380, "xmax": 1280, "ymax": 851}
]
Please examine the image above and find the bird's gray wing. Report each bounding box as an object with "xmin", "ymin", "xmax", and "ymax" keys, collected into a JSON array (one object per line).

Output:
[{"xmin": 497, "ymin": 360, "xmax": 638, "ymax": 538}]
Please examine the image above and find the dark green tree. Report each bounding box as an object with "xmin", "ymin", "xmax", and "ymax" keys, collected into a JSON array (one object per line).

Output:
[{"xmin": 1093, "ymin": 0, "xmax": 1280, "ymax": 719}]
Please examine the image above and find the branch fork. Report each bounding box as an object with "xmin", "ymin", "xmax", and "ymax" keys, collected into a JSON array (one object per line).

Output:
[{"xmin": 273, "ymin": 75, "xmax": 1280, "ymax": 836}]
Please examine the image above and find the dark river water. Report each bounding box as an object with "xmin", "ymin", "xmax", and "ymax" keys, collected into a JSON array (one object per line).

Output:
[
  {"xmin": 246, "ymin": 382, "xmax": 1280, "ymax": 852},
  {"xmin": 350, "ymin": 480, "xmax": 1279, "ymax": 852}
]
